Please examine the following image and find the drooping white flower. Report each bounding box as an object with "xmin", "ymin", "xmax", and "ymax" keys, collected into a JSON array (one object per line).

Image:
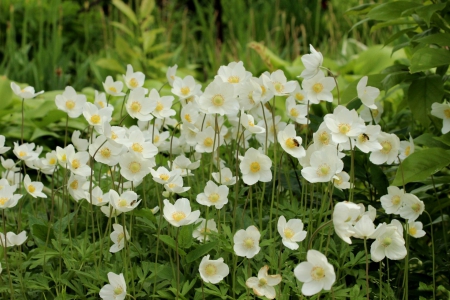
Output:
[
  {"xmin": 233, "ymin": 225, "xmax": 261, "ymax": 258},
  {"xmin": 332, "ymin": 201, "xmax": 361, "ymax": 244},
  {"xmin": 212, "ymin": 167, "xmax": 236, "ymax": 186},
  {"xmin": 0, "ymin": 231, "xmax": 27, "ymax": 247},
  {"xmin": 408, "ymin": 221, "xmax": 426, "ymax": 238},
  {"xmin": 277, "ymin": 216, "xmax": 307, "ymax": 250},
  {"xmin": 99, "ymin": 272, "xmax": 126, "ymax": 300},
  {"xmin": 109, "ymin": 224, "xmax": 130, "ymax": 253},
  {"xmin": 333, "ymin": 171, "xmax": 351, "ymax": 190},
  {"xmin": 196, "ymin": 180, "xmax": 229, "ymax": 209},
  {"xmin": 166, "ymin": 64, "xmax": 178, "ymax": 87},
  {"xmin": 360, "ymin": 101, "xmax": 384, "ymax": 124},
  {"xmin": 398, "ymin": 134, "xmax": 415, "ymax": 161},
  {"xmin": 357, "ymin": 76, "xmax": 379, "ymax": 109},
  {"xmin": 0, "ymin": 184, "xmax": 21, "ymax": 209},
  {"xmin": 163, "ymin": 198, "xmax": 200, "ymax": 227},
  {"xmin": 0, "ymin": 135, "xmax": 11, "ymax": 154},
  {"xmin": 240, "ymin": 112, "xmax": 266, "ymax": 134},
  {"xmin": 85, "ymin": 186, "xmax": 110, "ymax": 206},
  {"xmin": 246, "ymin": 265, "xmax": 282, "ymax": 299},
  {"xmin": 353, "ymin": 215, "xmax": 376, "ymax": 239},
  {"xmin": 72, "ymin": 130, "xmax": 88, "ymax": 152},
  {"xmin": 163, "ymin": 175, "xmax": 190, "ymax": 195},
  {"xmin": 239, "ymin": 148, "xmax": 272, "ymax": 185},
  {"xmin": 294, "ymin": 249, "xmax": 336, "ymax": 296},
  {"xmin": 199, "ymin": 254, "xmax": 230, "ymax": 284},
  {"xmin": 10, "ymin": 82, "xmax": 43, "ymax": 99},
  {"xmin": 299, "ymin": 44, "xmax": 323, "ymax": 79}
]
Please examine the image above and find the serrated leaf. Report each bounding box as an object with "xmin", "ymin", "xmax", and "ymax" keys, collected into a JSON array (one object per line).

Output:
[
  {"xmin": 392, "ymin": 148, "xmax": 450, "ymax": 186},
  {"xmin": 407, "ymin": 75, "xmax": 444, "ymax": 127},
  {"xmin": 367, "ymin": 1, "xmax": 421, "ymax": 21},
  {"xmin": 185, "ymin": 241, "xmax": 218, "ymax": 264},
  {"xmin": 410, "ymin": 48, "xmax": 450, "ymax": 73},
  {"xmin": 112, "ymin": 0, "xmax": 138, "ymax": 25}
]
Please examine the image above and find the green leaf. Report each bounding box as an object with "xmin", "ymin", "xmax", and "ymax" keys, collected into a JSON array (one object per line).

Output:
[
  {"xmin": 410, "ymin": 48, "xmax": 450, "ymax": 73},
  {"xmin": 414, "ymin": 33, "xmax": 450, "ymax": 47},
  {"xmin": 96, "ymin": 58, "xmax": 126, "ymax": 74},
  {"xmin": 112, "ymin": 0, "xmax": 138, "ymax": 25},
  {"xmin": 111, "ymin": 21, "xmax": 135, "ymax": 38},
  {"xmin": 0, "ymin": 76, "xmax": 13, "ymax": 110},
  {"xmin": 157, "ymin": 234, "xmax": 187, "ymax": 256},
  {"xmin": 392, "ymin": 148, "xmax": 450, "ymax": 186},
  {"xmin": 367, "ymin": 1, "xmax": 421, "ymax": 21},
  {"xmin": 407, "ymin": 75, "xmax": 444, "ymax": 127},
  {"xmin": 415, "ymin": 3, "xmax": 446, "ymax": 27},
  {"xmin": 370, "ymin": 163, "xmax": 389, "ymax": 195},
  {"xmin": 185, "ymin": 241, "xmax": 218, "ymax": 264},
  {"xmin": 178, "ymin": 225, "xmax": 193, "ymax": 249},
  {"xmin": 30, "ymin": 127, "xmax": 60, "ymax": 141},
  {"xmin": 32, "ymin": 224, "xmax": 55, "ymax": 243}
]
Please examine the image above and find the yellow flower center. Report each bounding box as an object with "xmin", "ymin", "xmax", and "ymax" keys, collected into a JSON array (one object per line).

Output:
[
  {"xmin": 28, "ymin": 185, "xmax": 36, "ymax": 193},
  {"xmin": 109, "ymin": 86, "xmax": 117, "ymax": 93},
  {"xmin": 334, "ymin": 175, "xmax": 343, "ymax": 185},
  {"xmin": 290, "ymin": 108, "xmax": 299, "ymax": 117},
  {"xmin": 117, "ymin": 232, "xmax": 125, "ymax": 243},
  {"xmin": 258, "ymin": 277, "xmax": 268, "ymax": 287},
  {"xmin": 90, "ymin": 114, "xmax": 101, "ymax": 124},
  {"xmin": 184, "ymin": 114, "xmax": 192, "ymax": 123},
  {"xmin": 243, "ymin": 237, "xmax": 254, "ymax": 249},
  {"xmin": 295, "ymin": 93, "xmax": 304, "ymax": 102},
  {"xmin": 131, "ymin": 143, "xmax": 143, "ymax": 153},
  {"xmin": 273, "ymin": 82, "xmax": 283, "ymax": 93},
  {"xmin": 19, "ymin": 151, "xmax": 27, "ymax": 157},
  {"xmin": 228, "ymin": 76, "xmax": 240, "ymax": 83},
  {"xmin": 168, "ymin": 183, "xmax": 176, "ymax": 188},
  {"xmin": 155, "ymin": 102, "xmax": 163, "ymax": 112},
  {"xmin": 338, "ymin": 123, "xmax": 351, "ymax": 135},
  {"xmin": 380, "ymin": 141, "xmax": 392, "ymax": 154},
  {"xmin": 285, "ymin": 138, "xmax": 297, "ymax": 149},
  {"xmin": 382, "ymin": 237, "xmax": 392, "ymax": 247},
  {"xmin": 180, "ymin": 86, "xmax": 190, "ymax": 95},
  {"xmin": 203, "ymin": 137, "xmax": 214, "ymax": 147},
  {"xmin": 49, "ymin": 158, "xmax": 56, "ymax": 165},
  {"xmin": 404, "ymin": 146, "xmax": 411, "ymax": 156},
  {"xmin": 392, "ymin": 195, "xmax": 401, "ymax": 206},
  {"xmin": 129, "ymin": 78, "xmax": 139, "ymax": 88},
  {"xmin": 205, "ymin": 264, "xmax": 217, "ymax": 276},
  {"xmin": 212, "ymin": 95, "xmax": 225, "ymax": 106},
  {"xmin": 317, "ymin": 164, "xmax": 330, "ymax": 177},
  {"xmin": 318, "ymin": 131, "xmax": 330, "ymax": 145},
  {"xmin": 111, "ymin": 131, "xmax": 118, "ymax": 140},
  {"xmin": 409, "ymin": 227, "xmax": 417, "ymax": 236},
  {"xmin": 71, "ymin": 159, "xmax": 80, "ymax": 169},
  {"xmin": 61, "ymin": 154, "xmax": 67, "ymax": 162},
  {"xmin": 444, "ymin": 109, "xmax": 450, "ymax": 118},
  {"xmin": 129, "ymin": 162, "xmax": 141, "ymax": 173},
  {"xmin": 159, "ymin": 174, "xmax": 170, "ymax": 181},
  {"xmin": 153, "ymin": 135, "xmax": 160, "ymax": 143},
  {"xmin": 261, "ymin": 85, "xmax": 267, "ymax": 96},
  {"xmin": 208, "ymin": 193, "xmax": 220, "ymax": 203},
  {"xmin": 98, "ymin": 101, "xmax": 105, "ymax": 108},
  {"xmin": 100, "ymin": 147, "xmax": 111, "ymax": 158},
  {"xmin": 113, "ymin": 286, "xmax": 124, "ymax": 295},
  {"xmin": 284, "ymin": 228, "xmax": 295, "ymax": 239},
  {"xmin": 172, "ymin": 211, "xmax": 186, "ymax": 222},
  {"xmin": 0, "ymin": 197, "xmax": 7, "ymax": 205},
  {"xmin": 358, "ymin": 134, "xmax": 369, "ymax": 143},
  {"xmin": 65, "ymin": 100, "xmax": 75, "ymax": 110},
  {"xmin": 411, "ymin": 203, "xmax": 421, "ymax": 212},
  {"xmin": 312, "ymin": 83, "xmax": 324, "ymax": 93},
  {"xmin": 70, "ymin": 180, "xmax": 78, "ymax": 190},
  {"xmin": 250, "ymin": 162, "xmax": 261, "ymax": 173},
  {"xmin": 311, "ymin": 266, "xmax": 325, "ymax": 280},
  {"xmin": 130, "ymin": 101, "xmax": 141, "ymax": 113},
  {"xmin": 248, "ymin": 93, "xmax": 255, "ymax": 104},
  {"xmin": 372, "ymin": 109, "xmax": 379, "ymax": 117},
  {"xmin": 118, "ymin": 199, "xmax": 128, "ymax": 207}
]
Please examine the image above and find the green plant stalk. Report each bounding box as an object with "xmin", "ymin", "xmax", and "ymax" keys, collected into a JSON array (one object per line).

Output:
[
  {"xmin": 2, "ymin": 210, "xmax": 15, "ymax": 300},
  {"xmin": 364, "ymin": 237, "xmax": 370, "ymax": 300},
  {"xmin": 425, "ymin": 211, "xmax": 436, "ymax": 300}
]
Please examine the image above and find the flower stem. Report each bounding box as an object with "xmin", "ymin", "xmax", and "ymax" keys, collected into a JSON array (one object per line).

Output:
[{"xmin": 363, "ymin": 237, "xmax": 370, "ymax": 300}]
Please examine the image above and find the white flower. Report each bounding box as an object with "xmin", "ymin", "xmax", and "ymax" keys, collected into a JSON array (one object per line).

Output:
[
  {"xmin": 119, "ymin": 127, "xmax": 158, "ymax": 159},
  {"xmin": 163, "ymin": 198, "xmax": 200, "ymax": 227},
  {"xmin": 193, "ymin": 218, "xmax": 218, "ymax": 242},
  {"xmin": 278, "ymin": 124, "xmax": 306, "ymax": 158},
  {"xmin": 171, "ymin": 154, "xmax": 200, "ymax": 177},
  {"xmin": 212, "ymin": 167, "xmax": 236, "ymax": 186},
  {"xmin": 118, "ymin": 152, "xmax": 153, "ymax": 182},
  {"xmin": 66, "ymin": 147, "xmax": 91, "ymax": 177},
  {"xmin": 408, "ymin": 221, "xmax": 426, "ymax": 238},
  {"xmin": 355, "ymin": 125, "xmax": 383, "ymax": 153},
  {"xmin": 246, "ymin": 265, "xmax": 282, "ymax": 299},
  {"xmin": 83, "ymin": 102, "xmax": 113, "ymax": 129},
  {"xmin": 398, "ymin": 193, "xmax": 424, "ymax": 221},
  {"xmin": 357, "ymin": 76, "xmax": 379, "ymax": 109},
  {"xmin": 172, "ymin": 75, "xmax": 201, "ymax": 99},
  {"xmin": 67, "ymin": 174, "xmax": 87, "ymax": 202},
  {"xmin": 99, "ymin": 272, "xmax": 127, "ymax": 300},
  {"xmin": 369, "ymin": 132, "xmax": 400, "ymax": 165},
  {"xmin": 0, "ymin": 231, "xmax": 27, "ymax": 247},
  {"xmin": 277, "ymin": 216, "xmax": 307, "ymax": 250},
  {"xmin": 150, "ymin": 167, "xmax": 181, "ymax": 184},
  {"xmin": 380, "ymin": 186, "xmax": 404, "ymax": 215},
  {"xmin": 109, "ymin": 224, "xmax": 130, "ymax": 253},
  {"xmin": 166, "ymin": 64, "xmax": 178, "ymax": 86},
  {"xmin": 196, "ymin": 180, "xmax": 229, "ymax": 209},
  {"xmin": 85, "ymin": 186, "xmax": 110, "ymax": 206},
  {"xmin": 23, "ymin": 174, "xmax": 46, "ymax": 198},
  {"xmin": 103, "ymin": 76, "xmax": 125, "ymax": 96},
  {"xmin": 333, "ymin": 171, "xmax": 351, "ymax": 190},
  {"xmin": 0, "ymin": 184, "xmax": 21, "ymax": 209},
  {"xmin": 10, "ymin": 82, "xmax": 43, "ymax": 99},
  {"xmin": 150, "ymin": 90, "xmax": 176, "ymax": 119},
  {"xmin": 294, "ymin": 249, "xmax": 336, "ymax": 296},
  {"xmin": 195, "ymin": 126, "xmax": 222, "ymax": 153},
  {"xmin": 198, "ymin": 79, "xmax": 239, "ymax": 116},
  {"xmin": 180, "ymin": 102, "xmax": 200, "ymax": 125},
  {"xmin": 89, "ymin": 135, "xmax": 123, "ymax": 167},
  {"xmin": 233, "ymin": 225, "xmax": 261, "ymax": 258},
  {"xmin": 240, "ymin": 112, "xmax": 266, "ymax": 134},
  {"xmin": 324, "ymin": 105, "xmax": 366, "ymax": 144},
  {"xmin": 313, "ymin": 122, "xmax": 337, "ymax": 149},
  {"xmin": 431, "ymin": 102, "xmax": 450, "ymax": 134},
  {"xmin": 216, "ymin": 61, "xmax": 251, "ymax": 86},
  {"xmin": 123, "ymin": 64, "xmax": 145, "ymax": 90},
  {"xmin": 164, "ymin": 176, "xmax": 191, "ymax": 195},
  {"xmin": 370, "ymin": 223, "xmax": 406, "ymax": 262},
  {"xmin": 239, "ymin": 148, "xmax": 272, "ymax": 185},
  {"xmin": 286, "ymin": 97, "xmax": 308, "ymax": 124},
  {"xmin": 72, "ymin": 130, "xmax": 88, "ymax": 151},
  {"xmin": 126, "ymin": 87, "xmax": 156, "ymax": 121},
  {"xmin": 263, "ymin": 69, "xmax": 297, "ymax": 96},
  {"xmin": 399, "ymin": 134, "xmax": 414, "ymax": 161},
  {"xmin": 0, "ymin": 135, "xmax": 11, "ymax": 154},
  {"xmin": 353, "ymin": 215, "xmax": 376, "ymax": 239},
  {"xmin": 299, "ymin": 44, "xmax": 323, "ymax": 79},
  {"xmin": 301, "ymin": 145, "xmax": 343, "ymax": 183},
  {"xmin": 109, "ymin": 190, "xmax": 140, "ymax": 213},
  {"xmin": 302, "ymin": 71, "xmax": 335, "ymax": 104},
  {"xmin": 55, "ymin": 86, "xmax": 86, "ymax": 118},
  {"xmin": 332, "ymin": 201, "xmax": 361, "ymax": 244},
  {"xmin": 199, "ymin": 255, "xmax": 230, "ymax": 284}
]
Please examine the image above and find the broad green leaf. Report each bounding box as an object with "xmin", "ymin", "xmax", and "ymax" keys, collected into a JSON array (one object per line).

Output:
[
  {"xmin": 140, "ymin": 0, "xmax": 155, "ymax": 20},
  {"xmin": 407, "ymin": 75, "xmax": 444, "ymax": 127},
  {"xmin": 0, "ymin": 76, "xmax": 13, "ymax": 110},
  {"xmin": 415, "ymin": 3, "xmax": 446, "ymax": 27},
  {"xmin": 414, "ymin": 33, "xmax": 450, "ymax": 47},
  {"xmin": 178, "ymin": 225, "xmax": 193, "ymax": 249},
  {"xmin": 30, "ymin": 127, "xmax": 60, "ymax": 141},
  {"xmin": 157, "ymin": 234, "xmax": 187, "ymax": 256},
  {"xmin": 381, "ymin": 71, "xmax": 418, "ymax": 91},
  {"xmin": 112, "ymin": 0, "xmax": 138, "ymax": 25},
  {"xmin": 367, "ymin": 1, "xmax": 421, "ymax": 21},
  {"xmin": 186, "ymin": 241, "xmax": 218, "ymax": 263},
  {"xmin": 370, "ymin": 18, "xmax": 415, "ymax": 33},
  {"xmin": 410, "ymin": 48, "xmax": 450, "ymax": 73},
  {"xmin": 392, "ymin": 148, "xmax": 450, "ymax": 186},
  {"xmin": 96, "ymin": 58, "xmax": 126, "ymax": 74},
  {"xmin": 32, "ymin": 224, "xmax": 55, "ymax": 243},
  {"xmin": 415, "ymin": 133, "xmax": 450, "ymax": 149}
]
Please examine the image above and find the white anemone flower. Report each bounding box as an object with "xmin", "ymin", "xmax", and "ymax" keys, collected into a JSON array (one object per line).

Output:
[
  {"xmin": 278, "ymin": 124, "xmax": 306, "ymax": 158},
  {"xmin": 301, "ymin": 71, "xmax": 335, "ymax": 104},
  {"xmin": 246, "ymin": 265, "xmax": 282, "ymax": 299},
  {"xmin": 324, "ymin": 105, "xmax": 366, "ymax": 144},
  {"xmin": 332, "ymin": 201, "xmax": 361, "ymax": 244},
  {"xmin": 240, "ymin": 112, "xmax": 266, "ymax": 134},
  {"xmin": 83, "ymin": 102, "xmax": 113, "ymax": 129},
  {"xmin": 299, "ymin": 44, "xmax": 323, "ymax": 79},
  {"xmin": 103, "ymin": 76, "xmax": 125, "ymax": 96},
  {"xmin": 196, "ymin": 180, "xmax": 229, "ymax": 209},
  {"xmin": 67, "ymin": 174, "xmax": 87, "ymax": 202},
  {"xmin": 10, "ymin": 82, "xmax": 43, "ymax": 99},
  {"xmin": 313, "ymin": 122, "xmax": 337, "ymax": 149},
  {"xmin": 239, "ymin": 148, "xmax": 272, "ymax": 185},
  {"xmin": 163, "ymin": 198, "xmax": 200, "ymax": 227},
  {"xmin": 126, "ymin": 87, "xmax": 156, "ymax": 121},
  {"xmin": 195, "ymin": 126, "xmax": 222, "ymax": 153},
  {"xmin": 166, "ymin": 64, "xmax": 178, "ymax": 87},
  {"xmin": 85, "ymin": 186, "xmax": 110, "ymax": 206},
  {"xmin": 118, "ymin": 152, "xmax": 153, "ymax": 182},
  {"xmin": 99, "ymin": 272, "xmax": 127, "ymax": 300},
  {"xmin": 360, "ymin": 101, "xmax": 384, "ymax": 124},
  {"xmin": 355, "ymin": 125, "xmax": 383, "ymax": 153},
  {"xmin": 198, "ymin": 79, "xmax": 239, "ymax": 116},
  {"xmin": 215, "ymin": 61, "xmax": 251, "ymax": 86},
  {"xmin": 408, "ymin": 221, "xmax": 426, "ymax": 238},
  {"xmin": 294, "ymin": 249, "xmax": 336, "ymax": 296},
  {"xmin": 199, "ymin": 255, "xmax": 230, "ymax": 284},
  {"xmin": 370, "ymin": 223, "xmax": 406, "ymax": 262},
  {"xmin": 0, "ymin": 185, "xmax": 21, "ymax": 209},
  {"xmin": 398, "ymin": 193, "xmax": 424, "ymax": 221},
  {"xmin": 0, "ymin": 135, "xmax": 11, "ymax": 154},
  {"xmin": 263, "ymin": 69, "xmax": 297, "ymax": 96},
  {"xmin": 172, "ymin": 75, "xmax": 201, "ymax": 99},
  {"xmin": 333, "ymin": 171, "xmax": 351, "ymax": 190},
  {"xmin": 109, "ymin": 190, "xmax": 140, "ymax": 213},
  {"xmin": 0, "ymin": 231, "xmax": 28, "ymax": 247},
  {"xmin": 301, "ymin": 145, "xmax": 343, "ymax": 183},
  {"xmin": 55, "ymin": 86, "xmax": 86, "ymax": 118},
  {"xmin": 150, "ymin": 166, "xmax": 181, "ymax": 184},
  {"xmin": 286, "ymin": 97, "xmax": 308, "ymax": 124},
  {"xmin": 277, "ymin": 216, "xmax": 307, "ymax": 250},
  {"xmin": 353, "ymin": 215, "xmax": 376, "ymax": 239},
  {"xmin": 193, "ymin": 218, "xmax": 218, "ymax": 242},
  {"xmin": 109, "ymin": 224, "xmax": 130, "ymax": 253},
  {"xmin": 89, "ymin": 135, "xmax": 123, "ymax": 167},
  {"xmin": 23, "ymin": 174, "xmax": 46, "ymax": 198},
  {"xmin": 431, "ymin": 102, "xmax": 450, "ymax": 134},
  {"xmin": 72, "ymin": 130, "xmax": 88, "ymax": 151},
  {"xmin": 357, "ymin": 76, "xmax": 379, "ymax": 109},
  {"xmin": 369, "ymin": 132, "xmax": 400, "ymax": 165},
  {"xmin": 123, "ymin": 64, "xmax": 145, "ymax": 90},
  {"xmin": 398, "ymin": 134, "xmax": 415, "ymax": 161},
  {"xmin": 163, "ymin": 176, "xmax": 190, "ymax": 194},
  {"xmin": 150, "ymin": 90, "xmax": 176, "ymax": 119},
  {"xmin": 212, "ymin": 167, "xmax": 236, "ymax": 186},
  {"xmin": 380, "ymin": 186, "xmax": 405, "ymax": 215},
  {"xmin": 233, "ymin": 225, "xmax": 261, "ymax": 258}
]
